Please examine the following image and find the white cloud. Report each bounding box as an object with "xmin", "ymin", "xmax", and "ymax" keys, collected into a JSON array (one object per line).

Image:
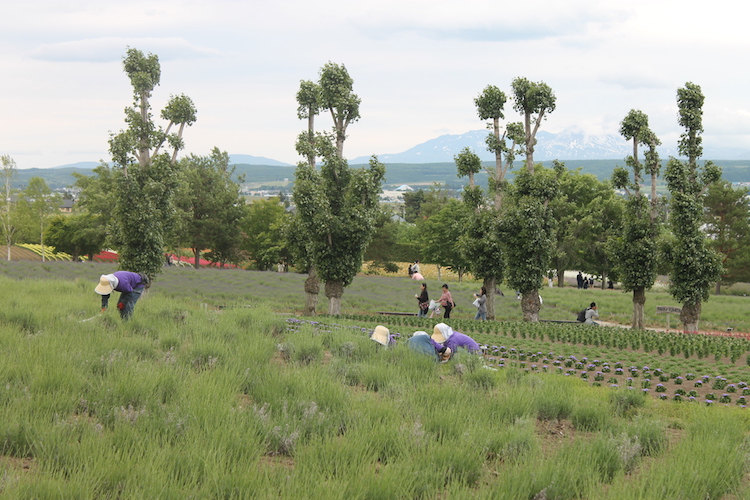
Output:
[
  {"xmin": 1, "ymin": 0, "xmax": 749, "ymax": 169},
  {"xmin": 29, "ymin": 37, "xmax": 221, "ymax": 63}
]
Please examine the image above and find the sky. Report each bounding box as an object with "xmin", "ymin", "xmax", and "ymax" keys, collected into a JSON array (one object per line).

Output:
[{"xmin": 2, "ymin": 0, "xmax": 749, "ymax": 169}]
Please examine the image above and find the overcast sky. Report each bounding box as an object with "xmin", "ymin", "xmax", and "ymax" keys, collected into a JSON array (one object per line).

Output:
[{"xmin": 2, "ymin": 0, "xmax": 749, "ymax": 169}]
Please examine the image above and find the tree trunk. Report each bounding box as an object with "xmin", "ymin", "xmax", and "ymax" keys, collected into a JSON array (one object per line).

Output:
[
  {"xmin": 437, "ymin": 265, "xmax": 441, "ymax": 281},
  {"xmin": 632, "ymin": 286, "xmax": 646, "ymax": 329},
  {"xmin": 680, "ymin": 302, "xmax": 701, "ymax": 333},
  {"xmin": 484, "ymin": 276, "xmax": 496, "ymax": 321},
  {"xmin": 458, "ymin": 269, "xmax": 463, "ymax": 282},
  {"xmin": 556, "ymin": 267, "xmax": 565, "ymax": 287},
  {"xmin": 521, "ymin": 289, "xmax": 541, "ymax": 322},
  {"xmin": 715, "ymin": 281, "xmax": 721, "ymax": 295},
  {"xmin": 193, "ymin": 248, "xmax": 201, "ymax": 269},
  {"xmin": 325, "ymin": 279, "xmax": 344, "ymax": 316},
  {"xmin": 600, "ymin": 272, "xmax": 607, "ymax": 290},
  {"xmin": 303, "ymin": 266, "xmax": 320, "ymax": 316}
]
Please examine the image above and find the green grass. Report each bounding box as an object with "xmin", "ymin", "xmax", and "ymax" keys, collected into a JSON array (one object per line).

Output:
[{"xmin": 1, "ymin": 263, "xmax": 750, "ymax": 498}]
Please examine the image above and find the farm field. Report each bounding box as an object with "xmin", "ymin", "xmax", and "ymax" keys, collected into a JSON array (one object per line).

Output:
[{"xmin": 1, "ymin": 262, "xmax": 750, "ymax": 498}]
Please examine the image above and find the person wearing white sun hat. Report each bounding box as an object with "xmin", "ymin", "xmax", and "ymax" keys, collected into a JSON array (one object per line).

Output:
[
  {"xmin": 94, "ymin": 271, "xmax": 150, "ymax": 320},
  {"xmin": 430, "ymin": 322, "xmax": 480, "ymax": 361}
]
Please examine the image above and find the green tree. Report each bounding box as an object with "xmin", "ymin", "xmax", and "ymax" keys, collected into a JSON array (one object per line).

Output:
[
  {"xmin": 0, "ymin": 155, "xmax": 20, "ymax": 261},
  {"xmin": 173, "ymin": 148, "xmax": 245, "ymax": 269},
  {"xmin": 107, "ymin": 47, "xmax": 197, "ymax": 279},
  {"xmin": 550, "ymin": 168, "xmax": 621, "ymax": 288},
  {"xmin": 703, "ymin": 180, "xmax": 750, "ymax": 293},
  {"xmin": 500, "ymin": 164, "xmax": 560, "ymax": 321},
  {"xmin": 241, "ymin": 198, "xmax": 289, "ymax": 271},
  {"xmin": 459, "ymin": 204, "xmax": 504, "ymax": 319},
  {"xmin": 610, "ymin": 110, "xmax": 662, "ymax": 328},
  {"xmin": 664, "ymin": 82, "xmax": 722, "ymax": 332},
  {"xmin": 420, "ymin": 199, "xmax": 472, "ymax": 281},
  {"xmin": 402, "ymin": 189, "xmax": 427, "ymax": 223},
  {"xmin": 510, "ymin": 77, "xmax": 556, "ymax": 174},
  {"xmin": 45, "ymin": 214, "xmax": 105, "ymax": 261},
  {"xmin": 17, "ymin": 177, "xmax": 61, "ymax": 261}
]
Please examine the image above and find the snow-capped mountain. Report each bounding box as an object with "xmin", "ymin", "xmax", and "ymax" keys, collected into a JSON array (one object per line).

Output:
[{"xmin": 351, "ymin": 129, "xmax": 749, "ymax": 164}]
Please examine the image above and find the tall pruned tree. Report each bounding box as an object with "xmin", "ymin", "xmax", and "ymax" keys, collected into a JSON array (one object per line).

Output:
[
  {"xmin": 173, "ymin": 148, "xmax": 245, "ymax": 269},
  {"xmin": 108, "ymin": 47, "xmax": 197, "ymax": 279},
  {"xmin": 319, "ymin": 62, "xmax": 361, "ymax": 158},
  {"xmin": 703, "ymin": 180, "xmax": 750, "ymax": 293},
  {"xmin": 294, "ymin": 78, "xmax": 324, "ymax": 315},
  {"xmin": 294, "ymin": 155, "xmax": 385, "ymax": 314},
  {"xmin": 510, "ymin": 77, "xmax": 556, "ymax": 174},
  {"xmin": 292, "ymin": 62, "xmax": 383, "ymax": 315},
  {"xmin": 474, "ymin": 85, "xmax": 524, "ymax": 208},
  {"xmin": 610, "ymin": 110, "xmax": 663, "ymax": 328},
  {"xmin": 500, "ymin": 163, "xmax": 561, "ymax": 321},
  {"xmin": 502, "ymin": 78, "xmax": 558, "ymax": 320},
  {"xmin": 0, "ymin": 155, "xmax": 19, "ymax": 261},
  {"xmin": 454, "ymin": 147, "xmax": 482, "ymax": 188},
  {"xmin": 664, "ymin": 82, "xmax": 722, "ymax": 332}
]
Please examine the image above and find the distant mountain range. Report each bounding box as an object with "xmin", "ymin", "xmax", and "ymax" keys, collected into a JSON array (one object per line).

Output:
[
  {"xmin": 14, "ymin": 128, "xmax": 750, "ymax": 190},
  {"xmin": 350, "ymin": 129, "xmax": 750, "ymax": 164}
]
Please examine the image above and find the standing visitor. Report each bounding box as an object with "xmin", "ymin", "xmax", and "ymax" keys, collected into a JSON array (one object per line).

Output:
[
  {"xmin": 473, "ymin": 286, "xmax": 487, "ymax": 321},
  {"xmin": 439, "ymin": 284, "xmax": 455, "ymax": 319},
  {"xmin": 415, "ymin": 283, "xmax": 429, "ymax": 317}
]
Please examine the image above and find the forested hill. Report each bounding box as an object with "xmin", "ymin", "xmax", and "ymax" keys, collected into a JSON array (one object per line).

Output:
[{"xmin": 13, "ymin": 159, "xmax": 750, "ymax": 191}]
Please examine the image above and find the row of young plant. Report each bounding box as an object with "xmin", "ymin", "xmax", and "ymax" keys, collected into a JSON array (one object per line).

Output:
[
  {"xmin": 302, "ymin": 317, "xmax": 750, "ymax": 406},
  {"xmin": 280, "ymin": 317, "xmax": 750, "ymax": 499},
  {"xmin": 340, "ymin": 314, "xmax": 750, "ymax": 364}
]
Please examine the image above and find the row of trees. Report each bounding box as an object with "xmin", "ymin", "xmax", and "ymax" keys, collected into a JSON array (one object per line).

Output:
[
  {"xmin": 3, "ymin": 50, "xmax": 748, "ymax": 334},
  {"xmin": 440, "ymin": 80, "xmax": 744, "ymax": 332}
]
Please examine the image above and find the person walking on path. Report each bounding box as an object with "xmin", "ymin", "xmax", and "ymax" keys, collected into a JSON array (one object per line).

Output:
[
  {"xmin": 576, "ymin": 271, "xmax": 584, "ymax": 289},
  {"xmin": 439, "ymin": 284, "xmax": 455, "ymax": 319},
  {"xmin": 473, "ymin": 286, "xmax": 487, "ymax": 321},
  {"xmin": 95, "ymin": 271, "xmax": 150, "ymax": 320},
  {"xmin": 416, "ymin": 283, "xmax": 429, "ymax": 317}
]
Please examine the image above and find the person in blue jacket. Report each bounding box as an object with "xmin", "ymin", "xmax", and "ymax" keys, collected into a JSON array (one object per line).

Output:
[{"xmin": 95, "ymin": 271, "xmax": 149, "ymax": 320}]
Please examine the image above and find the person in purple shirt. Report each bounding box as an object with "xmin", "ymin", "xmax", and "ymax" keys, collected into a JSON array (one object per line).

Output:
[
  {"xmin": 94, "ymin": 271, "xmax": 150, "ymax": 320},
  {"xmin": 430, "ymin": 322, "xmax": 480, "ymax": 361}
]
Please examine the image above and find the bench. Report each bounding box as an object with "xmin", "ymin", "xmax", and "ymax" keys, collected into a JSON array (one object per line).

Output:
[{"xmin": 376, "ymin": 311, "xmax": 418, "ymax": 316}]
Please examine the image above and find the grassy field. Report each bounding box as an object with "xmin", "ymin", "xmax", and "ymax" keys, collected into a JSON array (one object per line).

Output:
[{"xmin": 1, "ymin": 261, "xmax": 750, "ymax": 498}]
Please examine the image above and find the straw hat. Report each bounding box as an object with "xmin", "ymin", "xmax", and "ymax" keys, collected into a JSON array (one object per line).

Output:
[
  {"xmin": 94, "ymin": 274, "xmax": 118, "ymax": 295},
  {"xmin": 431, "ymin": 323, "xmax": 453, "ymax": 343},
  {"xmin": 371, "ymin": 325, "xmax": 391, "ymax": 346}
]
